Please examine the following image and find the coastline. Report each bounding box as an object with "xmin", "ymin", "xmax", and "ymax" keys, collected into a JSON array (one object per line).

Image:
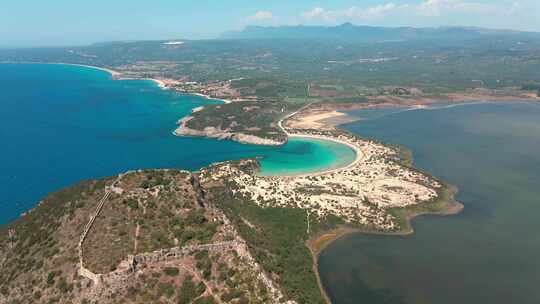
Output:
[
  {"xmin": 308, "ymin": 184, "xmax": 463, "ymax": 255},
  {"xmin": 290, "ymin": 108, "xmax": 464, "ymax": 304},
  {"xmin": 49, "ymin": 63, "xmax": 245, "ymax": 105},
  {"xmin": 306, "ymin": 183, "xmax": 463, "ymax": 304},
  {"xmin": 173, "ymin": 116, "xmax": 286, "ymax": 146},
  {"xmin": 63, "ymin": 63, "xmax": 169, "ymax": 90},
  {"xmin": 8, "ymin": 62, "xmax": 171, "ymax": 90},
  {"xmin": 213, "ymin": 103, "xmax": 463, "ymax": 303},
  {"xmin": 191, "ymin": 92, "xmax": 235, "ymax": 104},
  {"xmin": 56, "ymin": 63, "xmax": 122, "ymax": 78}
]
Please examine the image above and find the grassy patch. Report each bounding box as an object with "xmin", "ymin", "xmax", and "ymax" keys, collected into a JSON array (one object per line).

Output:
[
  {"xmin": 388, "ymin": 183, "xmax": 457, "ymax": 233},
  {"xmin": 217, "ymin": 195, "xmax": 326, "ymax": 304}
]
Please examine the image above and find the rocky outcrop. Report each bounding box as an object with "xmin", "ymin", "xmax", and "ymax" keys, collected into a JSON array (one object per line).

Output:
[
  {"xmin": 230, "ymin": 133, "xmax": 285, "ymax": 146},
  {"xmin": 174, "ymin": 116, "xmax": 286, "ymax": 146}
]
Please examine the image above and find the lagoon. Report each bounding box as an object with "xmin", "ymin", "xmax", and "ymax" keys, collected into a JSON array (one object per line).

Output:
[
  {"xmin": 258, "ymin": 137, "xmax": 355, "ymax": 176},
  {"xmin": 318, "ymin": 102, "xmax": 540, "ymax": 304}
]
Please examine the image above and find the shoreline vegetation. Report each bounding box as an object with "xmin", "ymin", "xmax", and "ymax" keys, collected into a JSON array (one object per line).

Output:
[
  {"xmin": 307, "ymin": 189, "xmax": 463, "ymax": 304},
  {"xmin": 0, "ymin": 62, "xmax": 234, "ymax": 104},
  {"xmin": 306, "ymin": 183, "xmax": 463, "ymax": 260},
  {"xmin": 303, "ymin": 142, "xmax": 463, "ymax": 304},
  {"xmin": 65, "ymin": 63, "xmax": 239, "ymax": 104},
  {"xmin": 299, "ymin": 130, "xmax": 463, "ymax": 304}
]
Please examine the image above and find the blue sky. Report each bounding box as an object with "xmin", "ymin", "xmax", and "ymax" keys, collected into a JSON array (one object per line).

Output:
[{"xmin": 1, "ymin": 0, "xmax": 539, "ymax": 47}]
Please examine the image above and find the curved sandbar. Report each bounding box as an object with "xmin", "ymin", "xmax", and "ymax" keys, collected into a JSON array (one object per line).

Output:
[
  {"xmin": 59, "ymin": 63, "xmax": 122, "ymax": 77},
  {"xmin": 17, "ymin": 62, "xmax": 122, "ymax": 77},
  {"xmin": 43, "ymin": 62, "xmax": 171, "ymax": 89}
]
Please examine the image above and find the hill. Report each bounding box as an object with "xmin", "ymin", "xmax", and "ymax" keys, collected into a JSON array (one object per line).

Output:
[
  {"xmin": 0, "ymin": 169, "xmax": 302, "ymax": 304},
  {"xmin": 222, "ymin": 23, "xmax": 540, "ymax": 42}
]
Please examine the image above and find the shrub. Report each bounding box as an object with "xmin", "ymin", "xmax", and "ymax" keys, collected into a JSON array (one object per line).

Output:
[
  {"xmin": 46, "ymin": 272, "xmax": 56, "ymax": 286},
  {"xmin": 158, "ymin": 282, "xmax": 175, "ymax": 298},
  {"xmin": 33, "ymin": 291, "xmax": 42, "ymax": 300},
  {"xmin": 163, "ymin": 267, "xmax": 179, "ymax": 277},
  {"xmin": 57, "ymin": 277, "xmax": 73, "ymax": 293},
  {"xmin": 177, "ymin": 276, "xmax": 205, "ymax": 304},
  {"xmin": 194, "ymin": 296, "xmax": 217, "ymax": 304}
]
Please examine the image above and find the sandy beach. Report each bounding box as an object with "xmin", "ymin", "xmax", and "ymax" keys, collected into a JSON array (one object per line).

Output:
[
  {"xmin": 54, "ymin": 63, "xmax": 123, "ymax": 77},
  {"xmin": 52, "ymin": 63, "xmax": 174, "ymax": 90},
  {"xmin": 192, "ymin": 93, "xmax": 234, "ymax": 104},
  {"xmin": 289, "ymin": 111, "xmax": 346, "ymax": 129},
  {"xmin": 140, "ymin": 77, "xmax": 168, "ymax": 89}
]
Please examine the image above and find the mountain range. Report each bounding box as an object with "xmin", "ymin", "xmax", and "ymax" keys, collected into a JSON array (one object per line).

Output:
[{"xmin": 223, "ymin": 23, "xmax": 540, "ymax": 42}]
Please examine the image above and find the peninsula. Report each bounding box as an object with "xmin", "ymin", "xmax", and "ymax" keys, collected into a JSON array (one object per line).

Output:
[{"xmin": 0, "ymin": 94, "xmax": 460, "ymax": 304}]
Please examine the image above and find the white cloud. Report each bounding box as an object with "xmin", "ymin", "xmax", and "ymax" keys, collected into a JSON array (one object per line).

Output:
[
  {"xmin": 301, "ymin": 7, "xmax": 336, "ymax": 22},
  {"xmin": 302, "ymin": 7, "xmax": 326, "ymax": 19},
  {"xmin": 247, "ymin": 11, "xmax": 273, "ymax": 22},
  {"xmin": 344, "ymin": 3, "xmax": 399, "ymax": 20},
  {"xmin": 301, "ymin": 4, "xmax": 405, "ymax": 23},
  {"xmin": 417, "ymin": 0, "xmax": 510, "ymax": 17},
  {"xmin": 300, "ymin": 1, "xmax": 527, "ymax": 26}
]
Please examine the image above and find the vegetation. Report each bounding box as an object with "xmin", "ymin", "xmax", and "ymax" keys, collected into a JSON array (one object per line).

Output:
[
  {"xmin": 185, "ymin": 101, "xmax": 293, "ymax": 142},
  {"xmin": 0, "ymin": 170, "xmax": 255, "ymax": 303},
  {"xmin": 177, "ymin": 275, "xmax": 205, "ymax": 304},
  {"xmin": 521, "ymin": 83, "xmax": 540, "ymax": 91},
  {"xmin": 163, "ymin": 267, "xmax": 180, "ymax": 277},
  {"xmin": 2, "ymin": 31, "xmax": 539, "ymax": 100},
  {"xmin": 0, "ymin": 176, "xmax": 106, "ymax": 303},
  {"xmin": 211, "ymin": 186, "xmax": 326, "ymax": 304},
  {"xmin": 158, "ymin": 282, "xmax": 175, "ymax": 298},
  {"xmin": 388, "ymin": 183, "xmax": 458, "ymax": 233},
  {"xmin": 522, "ymin": 83, "xmax": 540, "ymax": 96}
]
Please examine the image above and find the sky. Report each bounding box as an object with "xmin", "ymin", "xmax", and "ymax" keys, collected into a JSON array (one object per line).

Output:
[{"xmin": 1, "ymin": 0, "xmax": 539, "ymax": 47}]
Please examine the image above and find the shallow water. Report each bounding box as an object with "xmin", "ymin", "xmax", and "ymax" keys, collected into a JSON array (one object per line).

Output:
[
  {"xmin": 258, "ymin": 137, "xmax": 355, "ymax": 176},
  {"xmin": 318, "ymin": 102, "xmax": 540, "ymax": 304},
  {"xmin": 0, "ymin": 63, "xmax": 354, "ymax": 224}
]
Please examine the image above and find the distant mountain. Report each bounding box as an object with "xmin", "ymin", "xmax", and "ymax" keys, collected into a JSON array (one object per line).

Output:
[{"xmin": 222, "ymin": 23, "xmax": 539, "ymax": 42}]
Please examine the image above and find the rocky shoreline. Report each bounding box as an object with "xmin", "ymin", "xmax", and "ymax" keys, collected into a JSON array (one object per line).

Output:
[{"xmin": 174, "ymin": 115, "xmax": 286, "ymax": 146}]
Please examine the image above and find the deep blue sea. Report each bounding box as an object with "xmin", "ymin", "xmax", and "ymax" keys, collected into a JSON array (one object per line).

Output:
[{"xmin": 0, "ymin": 63, "xmax": 353, "ymax": 224}]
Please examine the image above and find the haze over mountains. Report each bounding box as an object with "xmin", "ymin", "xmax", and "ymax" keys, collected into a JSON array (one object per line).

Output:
[{"xmin": 223, "ymin": 23, "xmax": 540, "ymax": 42}]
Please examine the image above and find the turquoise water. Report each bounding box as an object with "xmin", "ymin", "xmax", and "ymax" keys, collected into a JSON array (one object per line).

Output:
[
  {"xmin": 259, "ymin": 137, "xmax": 355, "ymax": 176},
  {"xmin": 318, "ymin": 102, "xmax": 540, "ymax": 304},
  {"xmin": 0, "ymin": 63, "xmax": 354, "ymax": 224}
]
